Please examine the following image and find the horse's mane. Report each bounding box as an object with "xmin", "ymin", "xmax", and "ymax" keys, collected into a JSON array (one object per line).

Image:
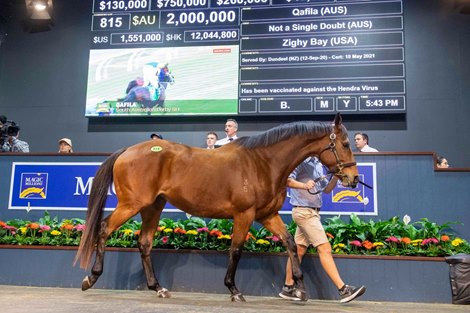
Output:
[{"xmin": 236, "ymin": 121, "xmax": 332, "ymax": 149}]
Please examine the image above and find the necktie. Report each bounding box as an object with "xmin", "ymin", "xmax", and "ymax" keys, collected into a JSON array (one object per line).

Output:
[{"xmin": 229, "ymin": 138, "xmax": 233, "ymax": 141}]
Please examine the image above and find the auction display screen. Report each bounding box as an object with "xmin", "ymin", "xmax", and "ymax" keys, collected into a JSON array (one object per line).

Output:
[{"xmin": 85, "ymin": 0, "xmax": 405, "ymax": 117}]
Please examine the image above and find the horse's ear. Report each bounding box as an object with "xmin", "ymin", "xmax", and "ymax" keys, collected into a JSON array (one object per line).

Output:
[{"xmin": 333, "ymin": 113, "xmax": 342, "ymax": 127}]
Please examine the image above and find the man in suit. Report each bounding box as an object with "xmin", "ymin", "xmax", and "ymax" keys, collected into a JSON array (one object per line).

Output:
[{"xmin": 215, "ymin": 119, "xmax": 238, "ymax": 146}]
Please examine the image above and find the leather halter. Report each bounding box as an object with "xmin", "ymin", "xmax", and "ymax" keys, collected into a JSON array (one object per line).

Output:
[
  {"xmin": 318, "ymin": 131, "xmax": 356, "ymax": 182},
  {"xmin": 309, "ymin": 129, "xmax": 372, "ymax": 194}
]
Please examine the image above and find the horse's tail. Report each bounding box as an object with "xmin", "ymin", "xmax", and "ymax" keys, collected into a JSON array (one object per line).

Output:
[{"xmin": 74, "ymin": 148, "xmax": 127, "ymax": 269}]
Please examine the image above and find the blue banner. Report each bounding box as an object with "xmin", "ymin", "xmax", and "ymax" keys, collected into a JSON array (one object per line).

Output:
[
  {"xmin": 9, "ymin": 162, "xmax": 376, "ymax": 215},
  {"xmin": 9, "ymin": 162, "xmax": 113, "ymax": 211}
]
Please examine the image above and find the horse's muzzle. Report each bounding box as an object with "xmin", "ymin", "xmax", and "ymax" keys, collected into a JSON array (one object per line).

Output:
[
  {"xmin": 342, "ymin": 175, "xmax": 358, "ymax": 188},
  {"xmin": 351, "ymin": 175, "xmax": 359, "ymax": 188}
]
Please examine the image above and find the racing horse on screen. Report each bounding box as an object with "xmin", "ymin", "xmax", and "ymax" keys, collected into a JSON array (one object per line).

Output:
[
  {"xmin": 75, "ymin": 113, "xmax": 358, "ymax": 302},
  {"xmin": 123, "ymin": 62, "xmax": 174, "ymax": 108}
]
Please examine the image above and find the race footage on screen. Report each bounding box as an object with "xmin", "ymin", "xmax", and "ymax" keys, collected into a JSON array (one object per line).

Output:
[{"xmin": 85, "ymin": 46, "xmax": 239, "ymax": 116}]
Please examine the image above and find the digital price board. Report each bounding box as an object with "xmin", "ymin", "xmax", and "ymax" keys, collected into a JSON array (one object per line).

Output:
[{"xmin": 85, "ymin": 0, "xmax": 405, "ymax": 117}]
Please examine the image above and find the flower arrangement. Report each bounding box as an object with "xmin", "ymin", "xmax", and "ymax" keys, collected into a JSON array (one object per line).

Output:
[
  {"xmin": 323, "ymin": 214, "xmax": 470, "ymax": 257},
  {"xmin": 0, "ymin": 212, "xmax": 469, "ymax": 257}
]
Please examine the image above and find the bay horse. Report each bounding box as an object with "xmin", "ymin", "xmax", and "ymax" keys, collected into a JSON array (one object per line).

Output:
[{"xmin": 75, "ymin": 113, "xmax": 358, "ymax": 302}]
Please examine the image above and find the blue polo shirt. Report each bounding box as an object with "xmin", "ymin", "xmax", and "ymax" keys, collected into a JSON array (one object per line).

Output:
[{"xmin": 289, "ymin": 157, "xmax": 328, "ymax": 208}]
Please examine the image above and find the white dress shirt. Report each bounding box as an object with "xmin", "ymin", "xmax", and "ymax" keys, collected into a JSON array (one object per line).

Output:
[
  {"xmin": 215, "ymin": 135, "xmax": 238, "ymax": 146},
  {"xmin": 360, "ymin": 145, "xmax": 378, "ymax": 152}
]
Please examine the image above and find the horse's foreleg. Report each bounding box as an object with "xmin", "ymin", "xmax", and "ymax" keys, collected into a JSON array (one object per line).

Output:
[
  {"xmin": 225, "ymin": 211, "xmax": 255, "ymax": 302},
  {"xmin": 284, "ymin": 233, "xmax": 307, "ymax": 300},
  {"xmin": 82, "ymin": 205, "xmax": 139, "ymax": 291},
  {"xmin": 260, "ymin": 213, "xmax": 307, "ymax": 301},
  {"xmin": 139, "ymin": 199, "xmax": 170, "ymax": 298},
  {"xmin": 225, "ymin": 245, "xmax": 244, "ymax": 302}
]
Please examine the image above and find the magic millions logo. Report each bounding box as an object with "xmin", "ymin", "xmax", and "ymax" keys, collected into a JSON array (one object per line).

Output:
[
  {"xmin": 331, "ymin": 174, "xmax": 370, "ymax": 205},
  {"xmin": 19, "ymin": 173, "xmax": 48, "ymax": 199}
]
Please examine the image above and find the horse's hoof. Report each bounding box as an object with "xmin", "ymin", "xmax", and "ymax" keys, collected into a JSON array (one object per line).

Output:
[
  {"xmin": 81, "ymin": 276, "xmax": 92, "ymax": 291},
  {"xmin": 294, "ymin": 289, "xmax": 308, "ymax": 302},
  {"xmin": 156, "ymin": 288, "xmax": 171, "ymax": 298},
  {"xmin": 231, "ymin": 293, "xmax": 246, "ymax": 302}
]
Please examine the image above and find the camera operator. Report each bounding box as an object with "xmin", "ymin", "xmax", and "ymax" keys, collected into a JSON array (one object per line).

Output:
[{"xmin": 0, "ymin": 116, "xmax": 30, "ymax": 153}]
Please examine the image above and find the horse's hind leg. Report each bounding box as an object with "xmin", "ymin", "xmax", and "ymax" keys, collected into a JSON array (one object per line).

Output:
[
  {"xmin": 81, "ymin": 219, "xmax": 107, "ymax": 291},
  {"xmin": 82, "ymin": 204, "xmax": 140, "ymax": 291},
  {"xmin": 259, "ymin": 213, "xmax": 307, "ymax": 301},
  {"xmin": 224, "ymin": 211, "xmax": 255, "ymax": 302},
  {"xmin": 138, "ymin": 196, "xmax": 170, "ymax": 298}
]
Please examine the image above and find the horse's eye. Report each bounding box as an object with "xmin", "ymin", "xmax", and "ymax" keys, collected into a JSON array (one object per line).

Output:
[{"xmin": 343, "ymin": 142, "xmax": 350, "ymax": 149}]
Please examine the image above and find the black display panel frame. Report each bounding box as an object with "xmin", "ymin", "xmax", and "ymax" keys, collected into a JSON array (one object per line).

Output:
[{"xmin": 86, "ymin": 0, "xmax": 406, "ymax": 117}]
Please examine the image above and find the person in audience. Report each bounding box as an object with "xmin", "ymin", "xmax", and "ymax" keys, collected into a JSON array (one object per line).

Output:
[
  {"xmin": 206, "ymin": 131, "xmax": 218, "ymax": 149},
  {"xmin": 215, "ymin": 119, "xmax": 238, "ymax": 146},
  {"xmin": 0, "ymin": 115, "xmax": 7, "ymax": 151},
  {"xmin": 279, "ymin": 156, "xmax": 366, "ymax": 303},
  {"xmin": 1, "ymin": 129, "xmax": 29, "ymax": 152},
  {"xmin": 354, "ymin": 132, "xmax": 378, "ymax": 152},
  {"xmin": 1, "ymin": 116, "xmax": 29, "ymax": 152},
  {"xmin": 58, "ymin": 138, "xmax": 73, "ymax": 153},
  {"xmin": 436, "ymin": 156, "xmax": 450, "ymax": 168},
  {"xmin": 150, "ymin": 133, "xmax": 163, "ymax": 140}
]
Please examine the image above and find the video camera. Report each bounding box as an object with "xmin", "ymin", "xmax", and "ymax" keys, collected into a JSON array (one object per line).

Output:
[{"xmin": 0, "ymin": 120, "xmax": 20, "ymax": 146}]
